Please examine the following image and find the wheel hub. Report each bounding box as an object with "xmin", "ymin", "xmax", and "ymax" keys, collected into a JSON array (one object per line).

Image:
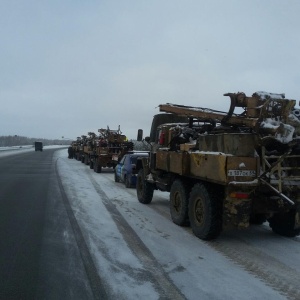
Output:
[
  {"xmin": 173, "ymin": 192, "xmax": 182, "ymax": 213},
  {"xmin": 195, "ymin": 198, "xmax": 205, "ymax": 225}
]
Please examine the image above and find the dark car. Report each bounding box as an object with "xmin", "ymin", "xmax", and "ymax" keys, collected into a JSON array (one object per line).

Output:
[{"xmin": 115, "ymin": 152, "xmax": 149, "ymax": 188}]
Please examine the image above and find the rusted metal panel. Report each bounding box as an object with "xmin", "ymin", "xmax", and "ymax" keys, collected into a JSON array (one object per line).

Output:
[
  {"xmin": 156, "ymin": 151, "xmax": 190, "ymax": 175},
  {"xmin": 180, "ymin": 143, "xmax": 196, "ymax": 151},
  {"xmin": 169, "ymin": 152, "xmax": 190, "ymax": 175},
  {"xmin": 156, "ymin": 151, "xmax": 168, "ymax": 170},
  {"xmin": 190, "ymin": 153, "xmax": 227, "ymax": 183},
  {"xmin": 169, "ymin": 152, "xmax": 182, "ymax": 174},
  {"xmin": 198, "ymin": 133, "xmax": 256, "ymax": 157}
]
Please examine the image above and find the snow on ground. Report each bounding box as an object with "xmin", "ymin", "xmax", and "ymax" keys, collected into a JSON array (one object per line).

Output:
[
  {"xmin": 54, "ymin": 148, "xmax": 295, "ymax": 300},
  {"xmin": 0, "ymin": 145, "xmax": 67, "ymax": 157}
]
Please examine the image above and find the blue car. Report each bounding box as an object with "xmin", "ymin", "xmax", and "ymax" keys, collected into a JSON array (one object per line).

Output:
[{"xmin": 115, "ymin": 152, "xmax": 149, "ymax": 188}]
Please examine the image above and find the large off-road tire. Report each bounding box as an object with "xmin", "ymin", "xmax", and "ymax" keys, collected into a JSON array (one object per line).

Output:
[
  {"xmin": 125, "ymin": 175, "xmax": 132, "ymax": 188},
  {"xmin": 249, "ymin": 214, "xmax": 267, "ymax": 225},
  {"xmin": 170, "ymin": 179, "xmax": 190, "ymax": 226},
  {"xmin": 89, "ymin": 161, "xmax": 94, "ymax": 169},
  {"xmin": 84, "ymin": 155, "xmax": 89, "ymax": 165},
  {"xmin": 268, "ymin": 210, "xmax": 300, "ymax": 237},
  {"xmin": 96, "ymin": 164, "xmax": 102, "ymax": 173},
  {"xmin": 93, "ymin": 162, "xmax": 102, "ymax": 173},
  {"xmin": 136, "ymin": 169, "xmax": 154, "ymax": 204},
  {"xmin": 188, "ymin": 182, "xmax": 222, "ymax": 240},
  {"xmin": 81, "ymin": 155, "xmax": 85, "ymax": 163},
  {"xmin": 114, "ymin": 170, "xmax": 120, "ymax": 182}
]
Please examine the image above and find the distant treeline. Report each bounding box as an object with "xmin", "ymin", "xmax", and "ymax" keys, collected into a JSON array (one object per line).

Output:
[
  {"xmin": 0, "ymin": 135, "xmax": 70, "ymax": 147},
  {"xmin": 0, "ymin": 135, "xmax": 151, "ymax": 150}
]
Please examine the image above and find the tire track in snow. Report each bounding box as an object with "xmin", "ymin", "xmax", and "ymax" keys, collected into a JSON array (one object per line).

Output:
[
  {"xmin": 87, "ymin": 171, "xmax": 186, "ymax": 300},
  {"xmin": 144, "ymin": 194, "xmax": 300, "ymax": 300},
  {"xmin": 55, "ymin": 160, "xmax": 109, "ymax": 300},
  {"xmin": 109, "ymin": 177, "xmax": 300, "ymax": 300},
  {"xmin": 96, "ymin": 170, "xmax": 300, "ymax": 299},
  {"xmin": 146, "ymin": 201, "xmax": 300, "ymax": 300},
  {"xmin": 120, "ymin": 180, "xmax": 300, "ymax": 300},
  {"xmin": 207, "ymin": 236, "xmax": 300, "ymax": 300}
]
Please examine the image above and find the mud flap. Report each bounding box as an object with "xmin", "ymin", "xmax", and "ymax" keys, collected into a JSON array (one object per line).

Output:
[{"xmin": 223, "ymin": 198, "xmax": 252, "ymax": 229}]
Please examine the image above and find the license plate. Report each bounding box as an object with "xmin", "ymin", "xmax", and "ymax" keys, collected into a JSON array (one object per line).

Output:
[{"xmin": 228, "ymin": 170, "xmax": 256, "ymax": 177}]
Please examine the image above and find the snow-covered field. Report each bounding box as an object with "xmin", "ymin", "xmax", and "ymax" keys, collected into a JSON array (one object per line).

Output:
[
  {"xmin": 54, "ymin": 148, "xmax": 300, "ymax": 300},
  {"xmin": 0, "ymin": 145, "xmax": 67, "ymax": 157}
]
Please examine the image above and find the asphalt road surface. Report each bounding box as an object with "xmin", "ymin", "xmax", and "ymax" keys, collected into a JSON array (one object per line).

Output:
[{"xmin": 0, "ymin": 149, "xmax": 94, "ymax": 299}]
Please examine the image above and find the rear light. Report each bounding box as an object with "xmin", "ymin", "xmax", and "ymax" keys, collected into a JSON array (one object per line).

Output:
[
  {"xmin": 229, "ymin": 192, "xmax": 249, "ymax": 199},
  {"xmin": 159, "ymin": 132, "xmax": 165, "ymax": 145}
]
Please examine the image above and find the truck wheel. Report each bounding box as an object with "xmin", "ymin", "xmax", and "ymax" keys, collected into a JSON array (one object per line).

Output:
[
  {"xmin": 249, "ymin": 214, "xmax": 267, "ymax": 225},
  {"xmin": 125, "ymin": 175, "xmax": 131, "ymax": 188},
  {"xmin": 89, "ymin": 161, "xmax": 94, "ymax": 169},
  {"xmin": 84, "ymin": 155, "xmax": 89, "ymax": 165},
  {"xmin": 170, "ymin": 180, "xmax": 190, "ymax": 226},
  {"xmin": 94, "ymin": 163, "xmax": 102, "ymax": 173},
  {"xmin": 114, "ymin": 170, "xmax": 120, "ymax": 182},
  {"xmin": 81, "ymin": 156, "xmax": 85, "ymax": 163},
  {"xmin": 136, "ymin": 169, "xmax": 154, "ymax": 204},
  {"xmin": 93, "ymin": 162, "xmax": 101, "ymax": 173},
  {"xmin": 189, "ymin": 183, "xmax": 222, "ymax": 240},
  {"xmin": 268, "ymin": 210, "xmax": 300, "ymax": 237}
]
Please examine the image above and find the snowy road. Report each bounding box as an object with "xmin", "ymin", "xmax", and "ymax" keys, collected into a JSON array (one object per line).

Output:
[{"xmin": 55, "ymin": 149, "xmax": 300, "ymax": 300}]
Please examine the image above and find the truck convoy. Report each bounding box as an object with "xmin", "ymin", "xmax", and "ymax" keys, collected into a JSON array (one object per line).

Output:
[
  {"xmin": 136, "ymin": 91, "xmax": 300, "ymax": 240},
  {"xmin": 72, "ymin": 126, "xmax": 134, "ymax": 173}
]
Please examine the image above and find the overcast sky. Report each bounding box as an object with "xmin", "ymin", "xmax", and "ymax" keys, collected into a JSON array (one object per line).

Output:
[{"xmin": 1, "ymin": 1, "xmax": 300, "ymax": 140}]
